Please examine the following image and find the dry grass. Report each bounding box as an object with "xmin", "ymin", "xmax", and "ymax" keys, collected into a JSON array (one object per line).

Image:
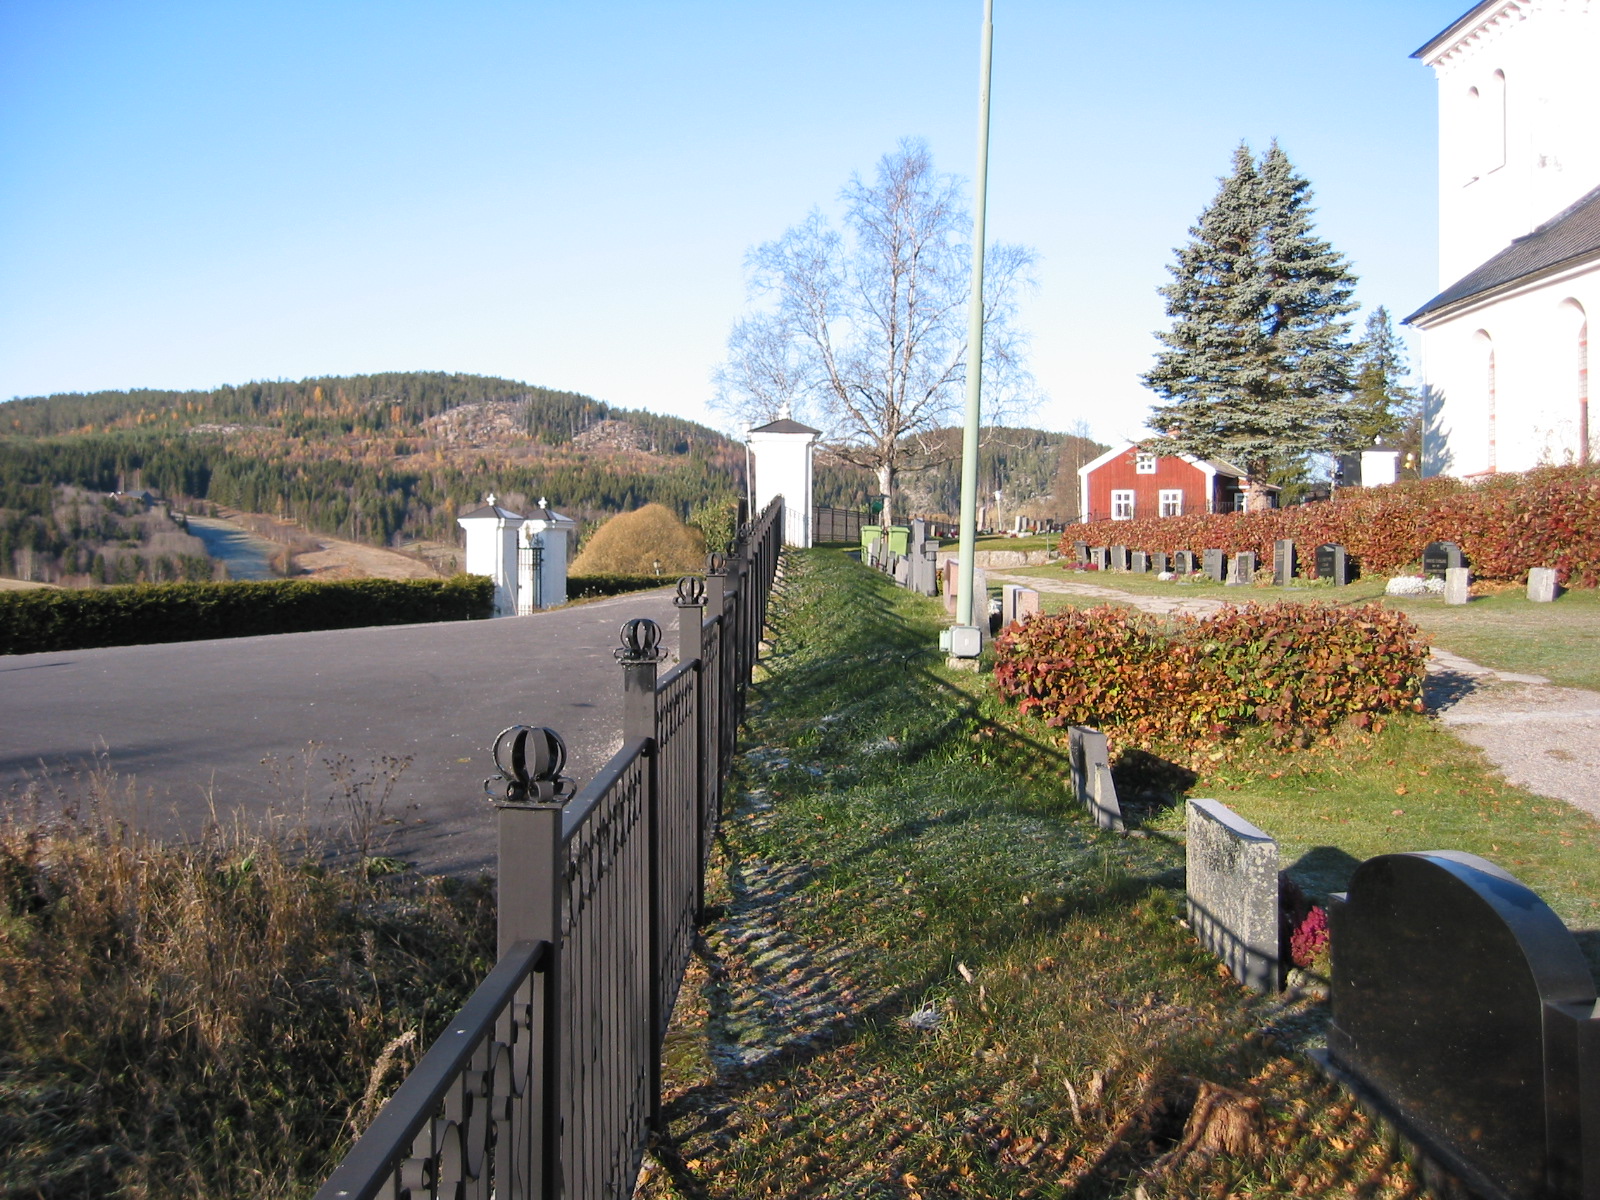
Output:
[{"xmin": 0, "ymin": 769, "xmax": 494, "ymax": 1198}]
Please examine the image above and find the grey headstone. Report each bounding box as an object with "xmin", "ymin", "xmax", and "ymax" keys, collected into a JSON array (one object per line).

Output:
[
  {"xmin": 1067, "ymin": 725, "xmax": 1123, "ymax": 831},
  {"xmin": 1073, "ymin": 540, "xmax": 1089, "ymax": 565},
  {"xmin": 1152, "ymin": 551, "xmax": 1170, "ymax": 575},
  {"xmin": 1528, "ymin": 567, "xmax": 1560, "ymax": 603},
  {"xmin": 1090, "ymin": 763, "xmax": 1126, "ymax": 832},
  {"xmin": 1316, "ymin": 543, "xmax": 1349, "ymax": 586},
  {"xmin": 1110, "ymin": 544, "xmax": 1129, "ymax": 572},
  {"xmin": 1174, "ymin": 550, "xmax": 1195, "ymax": 575},
  {"xmin": 1423, "ymin": 540, "xmax": 1463, "ymax": 579},
  {"xmin": 1273, "ymin": 539, "xmax": 1296, "ymax": 586},
  {"xmin": 1322, "ymin": 852, "xmax": 1600, "ymax": 1200},
  {"xmin": 892, "ymin": 556, "xmax": 910, "ymax": 586},
  {"xmin": 1186, "ymin": 799, "xmax": 1279, "ymax": 992},
  {"xmin": 1203, "ymin": 549, "xmax": 1226, "ymax": 582},
  {"xmin": 1091, "ymin": 546, "xmax": 1110, "ymax": 572},
  {"xmin": 1015, "ymin": 587, "xmax": 1040, "ymax": 621},
  {"xmin": 1445, "ymin": 565, "xmax": 1471, "ymax": 605},
  {"xmin": 1130, "ymin": 550, "xmax": 1149, "ymax": 574},
  {"xmin": 1226, "ymin": 551, "xmax": 1257, "ymax": 586}
]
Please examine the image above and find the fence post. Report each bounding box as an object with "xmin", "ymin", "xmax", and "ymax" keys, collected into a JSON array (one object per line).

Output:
[
  {"xmin": 705, "ymin": 553, "xmax": 734, "ymax": 783},
  {"xmin": 616, "ymin": 617, "xmax": 665, "ymax": 1132},
  {"xmin": 486, "ymin": 723, "xmax": 573, "ymax": 1200},
  {"xmin": 674, "ymin": 576, "xmax": 709, "ymax": 918}
]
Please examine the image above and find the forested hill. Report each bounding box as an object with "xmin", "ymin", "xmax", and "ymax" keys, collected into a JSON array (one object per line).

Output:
[
  {"xmin": 2, "ymin": 372, "xmax": 727, "ymax": 452},
  {"xmin": 0, "ymin": 373, "xmax": 746, "ymax": 567}
]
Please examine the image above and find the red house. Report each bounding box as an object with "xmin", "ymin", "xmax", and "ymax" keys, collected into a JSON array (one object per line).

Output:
[{"xmin": 1077, "ymin": 443, "xmax": 1272, "ymax": 523}]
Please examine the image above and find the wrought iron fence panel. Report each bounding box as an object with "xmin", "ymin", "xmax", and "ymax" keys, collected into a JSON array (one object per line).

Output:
[
  {"xmin": 312, "ymin": 940, "xmax": 546, "ymax": 1200},
  {"xmin": 559, "ymin": 743, "xmax": 653, "ymax": 1200},
  {"xmin": 699, "ymin": 614, "xmax": 724, "ymax": 865},
  {"xmin": 654, "ymin": 660, "xmax": 699, "ymax": 1032}
]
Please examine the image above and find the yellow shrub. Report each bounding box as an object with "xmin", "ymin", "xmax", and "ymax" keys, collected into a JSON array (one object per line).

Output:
[{"xmin": 570, "ymin": 503, "xmax": 706, "ymax": 576}]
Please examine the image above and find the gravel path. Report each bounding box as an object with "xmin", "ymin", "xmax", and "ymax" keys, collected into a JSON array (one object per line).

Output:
[{"xmin": 989, "ymin": 571, "xmax": 1600, "ymax": 822}]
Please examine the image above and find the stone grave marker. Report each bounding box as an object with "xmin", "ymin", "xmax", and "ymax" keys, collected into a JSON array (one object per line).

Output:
[
  {"xmin": 1186, "ymin": 800, "xmax": 1278, "ymax": 992},
  {"xmin": 1073, "ymin": 540, "xmax": 1089, "ymax": 564},
  {"xmin": 1203, "ymin": 548, "xmax": 1226, "ymax": 582},
  {"xmin": 942, "ymin": 558, "xmax": 959, "ymax": 614},
  {"xmin": 1445, "ymin": 565, "xmax": 1471, "ymax": 605},
  {"xmin": 1316, "ymin": 543, "xmax": 1350, "ymax": 586},
  {"xmin": 1068, "ymin": 726, "xmax": 1124, "ymax": 831},
  {"xmin": 1016, "ymin": 587, "xmax": 1040, "ymax": 621},
  {"xmin": 892, "ymin": 556, "xmax": 909, "ymax": 586},
  {"xmin": 1227, "ymin": 550, "xmax": 1257, "ymax": 586},
  {"xmin": 1091, "ymin": 546, "xmax": 1110, "ymax": 572},
  {"xmin": 1528, "ymin": 567, "xmax": 1560, "ymax": 603},
  {"xmin": 1273, "ymin": 539, "xmax": 1296, "ymax": 586},
  {"xmin": 1319, "ymin": 851, "xmax": 1600, "ymax": 1200},
  {"xmin": 1131, "ymin": 550, "xmax": 1149, "ymax": 573},
  {"xmin": 1152, "ymin": 551, "xmax": 1170, "ymax": 575},
  {"xmin": 1110, "ymin": 544, "xmax": 1129, "ymax": 572},
  {"xmin": 1174, "ymin": 550, "xmax": 1195, "ymax": 575},
  {"xmin": 1422, "ymin": 540, "xmax": 1463, "ymax": 579}
]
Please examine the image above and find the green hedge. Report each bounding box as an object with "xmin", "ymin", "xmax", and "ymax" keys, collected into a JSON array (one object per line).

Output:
[
  {"xmin": 0, "ymin": 575, "xmax": 495, "ymax": 655},
  {"xmin": 566, "ymin": 573, "xmax": 670, "ymax": 601}
]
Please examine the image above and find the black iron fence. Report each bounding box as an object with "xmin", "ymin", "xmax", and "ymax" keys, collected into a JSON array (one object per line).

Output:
[
  {"xmin": 314, "ymin": 497, "xmax": 785, "ymax": 1200},
  {"xmin": 813, "ymin": 504, "xmax": 867, "ymax": 545}
]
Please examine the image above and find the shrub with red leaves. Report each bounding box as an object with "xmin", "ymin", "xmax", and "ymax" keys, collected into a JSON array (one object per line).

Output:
[{"xmin": 1289, "ymin": 906, "xmax": 1330, "ymax": 969}]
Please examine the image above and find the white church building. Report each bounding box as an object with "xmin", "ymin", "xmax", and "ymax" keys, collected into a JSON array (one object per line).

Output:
[{"xmin": 1406, "ymin": 0, "xmax": 1599, "ymax": 476}]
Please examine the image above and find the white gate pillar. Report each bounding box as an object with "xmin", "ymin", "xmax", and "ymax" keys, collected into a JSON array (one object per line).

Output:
[{"xmin": 747, "ymin": 409, "xmax": 820, "ymax": 548}]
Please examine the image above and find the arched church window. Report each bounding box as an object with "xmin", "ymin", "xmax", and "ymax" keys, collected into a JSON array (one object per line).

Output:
[
  {"xmin": 1472, "ymin": 330, "xmax": 1497, "ymax": 473},
  {"xmin": 1559, "ymin": 299, "xmax": 1589, "ymax": 465}
]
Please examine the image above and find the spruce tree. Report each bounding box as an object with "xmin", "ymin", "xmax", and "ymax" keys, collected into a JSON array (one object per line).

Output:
[
  {"xmin": 1347, "ymin": 306, "xmax": 1420, "ymax": 465},
  {"xmin": 1143, "ymin": 142, "xmax": 1358, "ymax": 505}
]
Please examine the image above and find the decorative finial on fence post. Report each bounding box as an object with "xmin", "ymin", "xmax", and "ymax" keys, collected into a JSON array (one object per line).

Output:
[
  {"xmin": 674, "ymin": 576, "xmax": 706, "ymax": 609},
  {"xmin": 484, "ymin": 725, "xmax": 572, "ymax": 806},
  {"xmin": 615, "ymin": 617, "xmax": 666, "ymax": 664},
  {"xmin": 706, "ymin": 552, "xmax": 728, "ymax": 577}
]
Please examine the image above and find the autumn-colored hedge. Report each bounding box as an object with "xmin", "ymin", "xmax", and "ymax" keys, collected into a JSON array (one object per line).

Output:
[
  {"xmin": 0, "ymin": 574, "xmax": 495, "ymax": 655},
  {"xmin": 1058, "ymin": 464, "xmax": 1600, "ymax": 586},
  {"xmin": 992, "ymin": 602, "xmax": 1427, "ymax": 752}
]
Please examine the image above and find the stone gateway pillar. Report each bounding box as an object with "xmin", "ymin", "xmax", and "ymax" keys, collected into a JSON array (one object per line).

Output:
[{"xmin": 747, "ymin": 408, "xmax": 820, "ymax": 548}]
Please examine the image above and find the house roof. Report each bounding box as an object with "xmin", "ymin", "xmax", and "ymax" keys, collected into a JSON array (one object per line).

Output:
[
  {"xmin": 1075, "ymin": 440, "xmax": 1258, "ymax": 483},
  {"xmin": 748, "ymin": 417, "xmax": 821, "ymax": 435},
  {"xmin": 1406, "ymin": 184, "xmax": 1600, "ymax": 324},
  {"xmin": 1411, "ymin": 1, "xmax": 1500, "ymax": 60}
]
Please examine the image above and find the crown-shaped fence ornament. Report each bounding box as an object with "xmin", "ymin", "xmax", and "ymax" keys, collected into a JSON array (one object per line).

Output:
[
  {"xmin": 614, "ymin": 617, "xmax": 666, "ymax": 664},
  {"xmin": 673, "ymin": 575, "xmax": 706, "ymax": 608},
  {"xmin": 484, "ymin": 725, "xmax": 573, "ymax": 806}
]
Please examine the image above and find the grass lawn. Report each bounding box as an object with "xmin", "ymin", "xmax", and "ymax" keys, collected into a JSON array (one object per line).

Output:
[
  {"xmin": 997, "ymin": 561, "xmax": 1600, "ymax": 692},
  {"xmin": 649, "ymin": 550, "xmax": 1463, "ymax": 1200}
]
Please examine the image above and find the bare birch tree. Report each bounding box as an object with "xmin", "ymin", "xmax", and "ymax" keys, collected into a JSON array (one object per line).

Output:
[{"xmin": 714, "ymin": 139, "xmax": 1037, "ymax": 525}]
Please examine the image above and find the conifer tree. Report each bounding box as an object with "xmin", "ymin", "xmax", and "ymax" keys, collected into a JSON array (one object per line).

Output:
[
  {"xmin": 1347, "ymin": 306, "xmax": 1419, "ymax": 462},
  {"xmin": 1143, "ymin": 141, "xmax": 1358, "ymax": 506}
]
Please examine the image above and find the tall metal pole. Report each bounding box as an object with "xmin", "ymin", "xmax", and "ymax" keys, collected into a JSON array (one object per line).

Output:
[{"xmin": 953, "ymin": 0, "xmax": 994, "ymax": 644}]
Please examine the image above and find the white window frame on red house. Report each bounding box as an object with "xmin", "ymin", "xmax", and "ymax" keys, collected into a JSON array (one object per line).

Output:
[
  {"xmin": 1134, "ymin": 451, "xmax": 1157, "ymax": 474},
  {"xmin": 1111, "ymin": 490, "xmax": 1135, "ymax": 520},
  {"xmin": 1159, "ymin": 489, "xmax": 1183, "ymax": 517}
]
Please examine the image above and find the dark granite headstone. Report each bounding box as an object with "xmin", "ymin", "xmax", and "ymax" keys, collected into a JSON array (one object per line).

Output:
[
  {"xmin": 1073, "ymin": 540, "xmax": 1089, "ymax": 565},
  {"xmin": 1110, "ymin": 544, "xmax": 1129, "ymax": 572},
  {"xmin": 1316, "ymin": 543, "xmax": 1350, "ymax": 586},
  {"xmin": 1273, "ymin": 539, "xmax": 1296, "ymax": 586},
  {"xmin": 1422, "ymin": 541, "xmax": 1463, "ymax": 579},
  {"xmin": 1131, "ymin": 550, "xmax": 1149, "ymax": 573},
  {"xmin": 1090, "ymin": 546, "xmax": 1110, "ymax": 571},
  {"xmin": 1152, "ymin": 551, "xmax": 1170, "ymax": 575},
  {"xmin": 1203, "ymin": 548, "xmax": 1226, "ymax": 582},
  {"xmin": 1226, "ymin": 550, "xmax": 1256, "ymax": 585},
  {"xmin": 1321, "ymin": 852, "xmax": 1600, "ymax": 1200},
  {"xmin": 1174, "ymin": 550, "xmax": 1195, "ymax": 575}
]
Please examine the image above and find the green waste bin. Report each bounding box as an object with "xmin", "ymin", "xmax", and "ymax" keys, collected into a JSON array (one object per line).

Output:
[{"xmin": 861, "ymin": 526, "xmax": 910, "ymax": 556}]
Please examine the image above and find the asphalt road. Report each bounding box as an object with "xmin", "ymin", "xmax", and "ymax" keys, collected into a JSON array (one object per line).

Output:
[{"xmin": 0, "ymin": 589, "xmax": 683, "ymax": 874}]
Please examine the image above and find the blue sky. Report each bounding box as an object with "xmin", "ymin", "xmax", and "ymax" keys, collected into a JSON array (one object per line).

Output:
[{"xmin": 1, "ymin": 1, "xmax": 1470, "ymax": 444}]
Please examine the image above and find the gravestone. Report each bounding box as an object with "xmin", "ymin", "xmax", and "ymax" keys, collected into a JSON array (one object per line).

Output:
[
  {"xmin": 1073, "ymin": 540, "xmax": 1089, "ymax": 565},
  {"xmin": 1273, "ymin": 539, "xmax": 1296, "ymax": 586},
  {"xmin": 1445, "ymin": 565, "xmax": 1471, "ymax": 606},
  {"xmin": 1227, "ymin": 551, "xmax": 1257, "ymax": 586},
  {"xmin": 1016, "ymin": 587, "xmax": 1040, "ymax": 621},
  {"xmin": 1152, "ymin": 552, "xmax": 1170, "ymax": 575},
  {"xmin": 1091, "ymin": 546, "xmax": 1110, "ymax": 572},
  {"xmin": 942, "ymin": 558, "xmax": 959, "ymax": 614},
  {"xmin": 1528, "ymin": 567, "xmax": 1560, "ymax": 603},
  {"xmin": 1319, "ymin": 851, "xmax": 1600, "ymax": 1200},
  {"xmin": 1110, "ymin": 544, "xmax": 1130, "ymax": 572},
  {"xmin": 1174, "ymin": 550, "xmax": 1195, "ymax": 575},
  {"xmin": 1186, "ymin": 800, "xmax": 1279, "ymax": 992},
  {"xmin": 1131, "ymin": 550, "xmax": 1149, "ymax": 573},
  {"xmin": 1000, "ymin": 584, "xmax": 1041, "ymax": 628},
  {"xmin": 1203, "ymin": 549, "xmax": 1226, "ymax": 582},
  {"xmin": 1316, "ymin": 543, "xmax": 1350, "ymax": 587},
  {"xmin": 1068, "ymin": 726, "xmax": 1123, "ymax": 831},
  {"xmin": 1422, "ymin": 540, "xmax": 1463, "ymax": 579},
  {"xmin": 892, "ymin": 556, "xmax": 910, "ymax": 586}
]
